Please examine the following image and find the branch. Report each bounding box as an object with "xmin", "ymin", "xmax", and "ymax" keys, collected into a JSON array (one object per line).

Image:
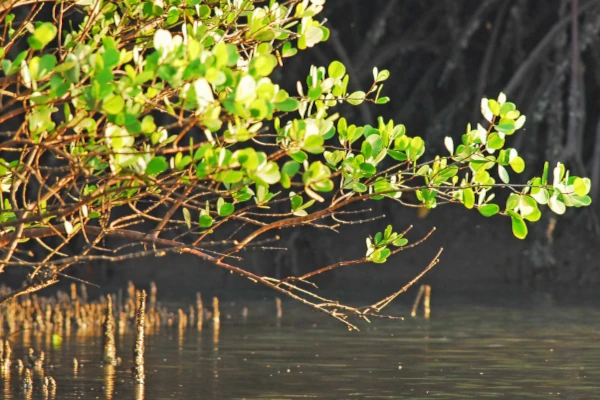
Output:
[
  {"xmin": 0, "ymin": 223, "xmax": 430, "ymax": 330},
  {"xmin": 0, "ymin": 0, "xmax": 56, "ymax": 13}
]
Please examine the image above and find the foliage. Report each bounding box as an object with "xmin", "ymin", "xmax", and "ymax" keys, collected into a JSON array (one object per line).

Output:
[{"xmin": 0, "ymin": 0, "xmax": 591, "ymax": 327}]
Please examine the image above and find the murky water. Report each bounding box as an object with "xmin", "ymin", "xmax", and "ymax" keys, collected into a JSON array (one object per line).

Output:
[{"xmin": 1, "ymin": 297, "xmax": 600, "ymax": 399}]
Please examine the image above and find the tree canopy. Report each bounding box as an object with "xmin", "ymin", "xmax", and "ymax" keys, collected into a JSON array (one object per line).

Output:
[{"xmin": 0, "ymin": 0, "xmax": 592, "ymax": 328}]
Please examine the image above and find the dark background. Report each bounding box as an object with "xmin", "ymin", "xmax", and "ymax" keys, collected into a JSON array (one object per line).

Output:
[{"xmin": 5, "ymin": 0, "xmax": 600, "ymax": 301}]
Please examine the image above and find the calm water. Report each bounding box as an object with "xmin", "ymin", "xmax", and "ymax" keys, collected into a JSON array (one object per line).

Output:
[{"xmin": 1, "ymin": 296, "xmax": 600, "ymax": 399}]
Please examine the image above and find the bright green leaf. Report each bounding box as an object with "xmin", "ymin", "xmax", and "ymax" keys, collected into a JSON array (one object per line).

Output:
[
  {"xmin": 479, "ymin": 204, "xmax": 500, "ymax": 217},
  {"xmin": 146, "ymin": 157, "xmax": 168, "ymax": 175}
]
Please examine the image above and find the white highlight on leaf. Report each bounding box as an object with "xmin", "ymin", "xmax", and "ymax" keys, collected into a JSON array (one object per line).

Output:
[
  {"xmin": 105, "ymin": 124, "xmax": 133, "ymax": 150},
  {"xmin": 553, "ymin": 162, "xmax": 563, "ymax": 187},
  {"xmin": 64, "ymin": 220, "xmax": 73, "ymax": 235},
  {"xmin": 476, "ymin": 123, "xmax": 487, "ymax": 144},
  {"xmin": 304, "ymin": 26, "xmax": 324, "ymax": 48},
  {"xmin": 549, "ymin": 193, "xmax": 566, "ymax": 215},
  {"xmin": 497, "ymin": 92, "xmax": 507, "ymax": 105},
  {"xmin": 519, "ymin": 196, "xmax": 534, "ymax": 216},
  {"xmin": 235, "ymin": 75, "xmax": 256, "ymax": 103},
  {"xmin": 444, "ymin": 136, "xmax": 454, "ymax": 155},
  {"xmin": 531, "ymin": 189, "xmax": 548, "ymax": 205},
  {"xmin": 154, "ymin": 29, "xmax": 172, "ymax": 56},
  {"xmin": 156, "ymin": 127, "xmax": 168, "ymax": 144},
  {"xmin": 194, "ymin": 78, "xmax": 214, "ymax": 111},
  {"xmin": 304, "ymin": 119, "xmax": 319, "ymax": 137},
  {"xmin": 514, "ymin": 115, "xmax": 526, "ymax": 130},
  {"xmin": 480, "ymin": 98, "xmax": 494, "ymax": 122},
  {"xmin": 498, "ymin": 165, "xmax": 510, "ymax": 184},
  {"xmin": 21, "ymin": 61, "xmax": 32, "ymax": 89}
]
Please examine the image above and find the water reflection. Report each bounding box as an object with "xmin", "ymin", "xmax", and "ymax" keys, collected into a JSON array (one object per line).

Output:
[
  {"xmin": 135, "ymin": 383, "xmax": 144, "ymax": 400},
  {"xmin": 1, "ymin": 300, "xmax": 599, "ymax": 398},
  {"xmin": 1, "ymin": 359, "xmax": 10, "ymax": 399},
  {"xmin": 104, "ymin": 364, "xmax": 115, "ymax": 400}
]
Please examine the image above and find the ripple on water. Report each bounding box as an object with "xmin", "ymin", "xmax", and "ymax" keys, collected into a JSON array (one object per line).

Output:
[{"xmin": 1, "ymin": 301, "xmax": 599, "ymax": 399}]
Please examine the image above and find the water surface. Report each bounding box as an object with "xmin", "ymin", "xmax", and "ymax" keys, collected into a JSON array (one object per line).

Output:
[{"xmin": 2, "ymin": 297, "xmax": 599, "ymax": 399}]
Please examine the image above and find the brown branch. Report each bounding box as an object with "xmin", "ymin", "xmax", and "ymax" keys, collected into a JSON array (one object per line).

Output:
[
  {"xmin": 368, "ymin": 247, "xmax": 444, "ymax": 313},
  {"xmin": 0, "ymin": 0, "xmax": 57, "ymax": 12},
  {"xmin": 286, "ymin": 226, "xmax": 435, "ymax": 284}
]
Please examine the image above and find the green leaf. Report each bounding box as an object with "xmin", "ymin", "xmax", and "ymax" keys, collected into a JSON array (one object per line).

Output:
[
  {"xmin": 524, "ymin": 207, "xmax": 541, "ymax": 222},
  {"xmin": 347, "ymin": 91, "xmax": 365, "ymax": 106},
  {"xmin": 495, "ymin": 122, "xmax": 515, "ymax": 133},
  {"xmin": 487, "ymin": 132, "xmax": 504, "ymax": 150},
  {"xmin": 548, "ymin": 194, "xmax": 566, "ymax": 215},
  {"xmin": 146, "ymin": 157, "xmax": 168, "ymax": 175},
  {"xmin": 376, "ymin": 69, "xmax": 390, "ymax": 82},
  {"xmin": 500, "ymin": 102, "xmax": 516, "ymax": 116},
  {"xmin": 571, "ymin": 195, "xmax": 592, "ymax": 207},
  {"xmin": 290, "ymin": 151, "xmax": 308, "ymax": 163},
  {"xmin": 384, "ymin": 225, "xmax": 392, "ymax": 239},
  {"xmin": 275, "ymin": 98, "xmax": 300, "ymax": 112},
  {"xmin": 282, "ymin": 161, "xmax": 301, "ymax": 177},
  {"xmin": 361, "ymin": 141, "xmax": 372, "ymax": 159},
  {"xmin": 374, "ymin": 232, "xmax": 382, "ymax": 245},
  {"xmin": 199, "ymin": 214, "xmax": 213, "ymax": 228},
  {"xmin": 514, "ymin": 115, "xmax": 526, "ymax": 130},
  {"xmin": 573, "ymin": 177, "xmax": 588, "ymax": 196},
  {"xmin": 435, "ymin": 165, "xmax": 458, "ymax": 183},
  {"xmin": 328, "ymin": 61, "xmax": 346, "ymax": 79},
  {"xmin": 509, "ymin": 156, "xmax": 525, "ymax": 173},
  {"xmin": 27, "ymin": 23, "xmax": 57, "ymax": 50},
  {"xmin": 218, "ymin": 202, "xmax": 235, "ymax": 217},
  {"xmin": 281, "ymin": 42, "xmax": 298, "ymax": 58},
  {"xmin": 359, "ymin": 163, "xmax": 376, "ymax": 175},
  {"xmin": 353, "ymin": 182, "xmax": 367, "ymax": 192},
  {"xmin": 307, "ymin": 87, "xmax": 322, "ymax": 101},
  {"xmin": 235, "ymin": 75, "xmax": 256, "ymax": 103},
  {"xmin": 511, "ymin": 215, "xmax": 528, "ymax": 239},
  {"xmin": 252, "ymin": 54, "xmax": 277, "ymax": 77},
  {"xmin": 488, "ymin": 99, "xmax": 500, "ymax": 116},
  {"xmin": 304, "ymin": 26, "xmax": 324, "ymax": 47},
  {"xmin": 303, "ymin": 135, "xmax": 324, "ymax": 154},
  {"xmin": 392, "ymin": 237, "xmax": 408, "ymax": 247},
  {"xmin": 463, "ymin": 188, "xmax": 475, "ymax": 209},
  {"xmin": 103, "ymin": 48, "xmax": 120, "ymax": 69},
  {"xmin": 479, "ymin": 204, "xmax": 500, "ymax": 217},
  {"xmin": 506, "ymin": 193, "xmax": 519, "ymax": 210},
  {"xmin": 498, "ymin": 165, "xmax": 510, "ymax": 184},
  {"xmin": 291, "ymin": 195, "xmax": 303, "ymax": 210},
  {"xmin": 255, "ymin": 161, "xmax": 280, "ymax": 184},
  {"xmin": 183, "ymin": 208, "xmax": 192, "ymax": 229},
  {"xmin": 218, "ymin": 170, "xmax": 244, "ymax": 184},
  {"xmin": 102, "ymin": 95, "xmax": 125, "ymax": 115},
  {"xmin": 542, "ymin": 161, "xmax": 549, "ymax": 185}
]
